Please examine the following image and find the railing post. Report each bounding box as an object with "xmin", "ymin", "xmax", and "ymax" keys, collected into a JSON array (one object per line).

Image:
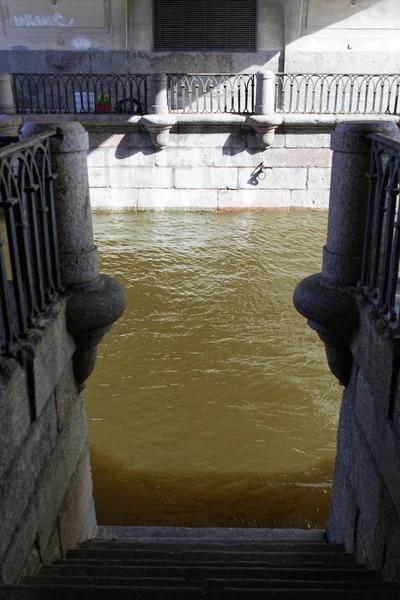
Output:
[
  {"xmin": 150, "ymin": 72, "xmax": 169, "ymax": 115},
  {"xmin": 0, "ymin": 73, "xmax": 16, "ymax": 115},
  {"xmin": 293, "ymin": 121, "xmax": 400, "ymax": 386},
  {"xmin": 20, "ymin": 122, "xmax": 126, "ymax": 388},
  {"xmin": 255, "ymin": 69, "xmax": 275, "ymax": 115},
  {"xmin": 142, "ymin": 73, "xmax": 176, "ymax": 149}
]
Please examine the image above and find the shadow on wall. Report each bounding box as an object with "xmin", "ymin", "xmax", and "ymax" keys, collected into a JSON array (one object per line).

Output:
[{"xmin": 90, "ymin": 448, "xmax": 335, "ymax": 529}]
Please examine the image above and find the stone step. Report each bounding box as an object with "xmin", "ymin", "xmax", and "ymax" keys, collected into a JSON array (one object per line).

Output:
[
  {"xmin": 0, "ymin": 585, "xmax": 398, "ymax": 599},
  {"xmin": 23, "ymin": 576, "xmax": 391, "ymax": 591},
  {"xmin": 41, "ymin": 564, "xmax": 378, "ymax": 581},
  {"xmin": 79, "ymin": 541, "xmax": 344, "ymax": 553},
  {"xmin": 95, "ymin": 526, "xmax": 327, "ymax": 542},
  {"xmin": 66, "ymin": 549, "xmax": 355, "ymax": 563}
]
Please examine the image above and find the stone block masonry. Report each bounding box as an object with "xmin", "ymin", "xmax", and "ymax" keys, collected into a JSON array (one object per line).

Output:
[
  {"xmin": 88, "ymin": 125, "xmax": 333, "ymax": 211},
  {"xmin": 0, "ymin": 301, "xmax": 97, "ymax": 585}
]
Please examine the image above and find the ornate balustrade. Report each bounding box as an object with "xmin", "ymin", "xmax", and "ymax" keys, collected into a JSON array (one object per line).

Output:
[
  {"xmin": 275, "ymin": 73, "xmax": 400, "ymax": 115},
  {"xmin": 0, "ymin": 129, "xmax": 62, "ymax": 357},
  {"xmin": 12, "ymin": 73, "xmax": 148, "ymax": 115},
  {"xmin": 167, "ymin": 73, "xmax": 256, "ymax": 114}
]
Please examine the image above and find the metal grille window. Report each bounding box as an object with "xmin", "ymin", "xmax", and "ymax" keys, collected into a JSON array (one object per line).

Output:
[{"xmin": 154, "ymin": 0, "xmax": 257, "ymax": 52}]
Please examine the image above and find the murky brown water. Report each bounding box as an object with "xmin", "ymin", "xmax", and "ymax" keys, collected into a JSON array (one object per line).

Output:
[{"xmin": 85, "ymin": 211, "xmax": 342, "ymax": 529}]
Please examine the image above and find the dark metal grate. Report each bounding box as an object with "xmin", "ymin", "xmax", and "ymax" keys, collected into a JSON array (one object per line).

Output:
[
  {"xmin": 12, "ymin": 73, "xmax": 148, "ymax": 115},
  {"xmin": 0, "ymin": 131, "xmax": 62, "ymax": 357},
  {"xmin": 360, "ymin": 133, "xmax": 400, "ymax": 325},
  {"xmin": 154, "ymin": 0, "xmax": 257, "ymax": 51}
]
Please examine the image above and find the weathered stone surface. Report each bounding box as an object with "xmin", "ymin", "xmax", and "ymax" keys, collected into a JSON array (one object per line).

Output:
[
  {"xmin": 238, "ymin": 167, "xmax": 307, "ymax": 189},
  {"xmin": 156, "ymin": 148, "xmax": 214, "ymax": 167},
  {"xmin": 214, "ymin": 148, "xmax": 265, "ymax": 168},
  {"xmin": 106, "ymin": 148, "xmax": 155, "ymax": 167},
  {"xmin": 88, "ymin": 167, "xmax": 107, "ymax": 188},
  {"xmin": 35, "ymin": 397, "xmax": 88, "ymax": 554},
  {"xmin": 32, "ymin": 302, "xmax": 76, "ymax": 419},
  {"xmin": 307, "ymin": 167, "xmax": 331, "ymax": 190},
  {"xmin": 327, "ymin": 453, "xmax": 358, "ymax": 552},
  {"xmin": 59, "ymin": 448, "xmax": 96, "ymax": 555},
  {"xmin": 41, "ymin": 521, "xmax": 62, "ymax": 565},
  {"xmin": 285, "ymin": 130, "xmax": 332, "ymax": 148},
  {"xmin": 290, "ymin": 190, "xmax": 329, "ymax": 209},
  {"xmin": 0, "ymin": 503, "xmax": 39, "ymax": 585},
  {"xmin": 88, "ymin": 132, "xmax": 152, "ymax": 150},
  {"xmin": 356, "ymin": 512, "xmax": 385, "ymax": 570},
  {"xmin": 336, "ymin": 392, "xmax": 384, "ymax": 546},
  {"xmin": 109, "ymin": 166, "xmax": 173, "ymax": 188},
  {"xmin": 380, "ymin": 492, "xmax": 400, "ymax": 580},
  {"xmin": 263, "ymin": 148, "xmax": 332, "ymax": 169},
  {"xmin": 86, "ymin": 149, "xmax": 106, "ymax": 167},
  {"xmin": 90, "ymin": 188, "xmax": 138, "ymax": 210},
  {"xmin": 0, "ymin": 396, "xmax": 58, "ymax": 561},
  {"xmin": 55, "ymin": 362, "xmax": 78, "ymax": 432},
  {"xmin": 176, "ymin": 131, "xmax": 245, "ymax": 149},
  {"xmin": 354, "ymin": 369, "xmax": 387, "ymax": 465},
  {"xmin": 0, "ymin": 359, "xmax": 31, "ymax": 481},
  {"xmin": 174, "ymin": 167, "xmax": 237, "ymax": 189},
  {"xmin": 138, "ymin": 189, "xmax": 217, "ymax": 210},
  {"xmin": 21, "ymin": 545, "xmax": 41, "ymax": 578},
  {"xmin": 218, "ymin": 189, "xmax": 290, "ymax": 209}
]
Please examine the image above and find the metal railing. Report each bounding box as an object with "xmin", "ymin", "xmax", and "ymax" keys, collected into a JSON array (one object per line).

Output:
[
  {"xmin": 0, "ymin": 130, "xmax": 62, "ymax": 357},
  {"xmin": 275, "ymin": 74, "xmax": 400, "ymax": 115},
  {"xmin": 359, "ymin": 133, "xmax": 400, "ymax": 324},
  {"xmin": 12, "ymin": 73, "xmax": 148, "ymax": 115},
  {"xmin": 167, "ymin": 73, "xmax": 256, "ymax": 114}
]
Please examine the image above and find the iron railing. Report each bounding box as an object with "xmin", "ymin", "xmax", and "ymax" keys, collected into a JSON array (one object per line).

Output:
[
  {"xmin": 0, "ymin": 130, "xmax": 62, "ymax": 357},
  {"xmin": 275, "ymin": 74, "xmax": 400, "ymax": 115},
  {"xmin": 167, "ymin": 73, "xmax": 256, "ymax": 114},
  {"xmin": 359, "ymin": 133, "xmax": 400, "ymax": 324},
  {"xmin": 12, "ymin": 73, "xmax": 148, "ymax": 115}
]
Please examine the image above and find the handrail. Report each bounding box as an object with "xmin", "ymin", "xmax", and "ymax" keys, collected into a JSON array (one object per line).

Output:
[{"xmin": 0, "ymin": 131, "xmax": 62, "ymax": 357}]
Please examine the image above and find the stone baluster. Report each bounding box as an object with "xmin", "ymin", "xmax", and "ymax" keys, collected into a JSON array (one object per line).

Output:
[
  {"xmin": 20, "ymin": 122, "xmax": 127, "ymax": 388},
  {"xmin": 293, "ymin": 121, "xmax": 400, "ymax": 385}
]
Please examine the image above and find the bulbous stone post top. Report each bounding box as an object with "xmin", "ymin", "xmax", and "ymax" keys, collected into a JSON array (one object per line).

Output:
[{"xmin": 21, "ymin": 122, "xmax": 127, "ymax": 388}]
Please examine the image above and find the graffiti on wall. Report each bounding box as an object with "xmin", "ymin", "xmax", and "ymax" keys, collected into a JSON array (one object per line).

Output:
[{"xmin": 12, "ymin": 13, "xmax": 74, "ymax": 27}]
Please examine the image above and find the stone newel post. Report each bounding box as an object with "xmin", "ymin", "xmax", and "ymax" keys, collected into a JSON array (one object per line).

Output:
[
  {"xmin": 293, "ymin": 121, "xmax": 400, "ymax": 385},
  {"xmin": 21, "ymin": 122, "xmax": 127, "ymax": 388}
]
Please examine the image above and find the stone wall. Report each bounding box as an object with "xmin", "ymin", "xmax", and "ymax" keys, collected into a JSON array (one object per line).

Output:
[
  {"xmin": 328, "ymin": 301, "xmax": 400, "ymax": 582},
  {"xmin": 87, "ymin": 125, "xmax": 333, "ymax": 211},
  {"xmin": 0, "ymin": 301, "xmax": 96, "ymax": 584}
]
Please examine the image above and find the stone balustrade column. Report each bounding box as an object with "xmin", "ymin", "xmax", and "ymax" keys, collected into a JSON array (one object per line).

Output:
[
  {"xmin": 21, "ymin": 122, "xmax": 126, "ymax": 388},
  {"xmin": 293, "ymin": 120, "xmax": 400, "ymax": 386},
  {"xmin": 0, "ymin": 73, "xmax": 16, "ymax": 115},
  {"xmin": 150, "ymin": 72, "xmax": 169, "ymax": 115},
  {"xmin": 255, "ymin": 69, "xmax": 276, "ymax": 115},
  {"xmin": 142, "ymin": 73, "xmax": 176, "ymax": 148},
  {"xmin": 323, "ymin": 121, "xmax": 400, "ymax": 287}
]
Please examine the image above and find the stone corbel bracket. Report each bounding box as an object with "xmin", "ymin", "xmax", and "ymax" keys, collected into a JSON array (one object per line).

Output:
[
  {"xmin": 293, "ymin": 273, "xmax": 359, "ymax": 386},
  {"xmin": 247, "ymin": 114, "xmax": 283, "ymax": 149},
  {"xmin": 141, "ymin": 114, "xmax": 177, "ymax": 149}
]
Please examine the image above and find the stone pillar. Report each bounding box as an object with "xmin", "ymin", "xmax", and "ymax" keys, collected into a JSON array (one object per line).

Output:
[
  {"xmin": 323, "ymin": 121, "xmax": 400, "ymax": 287},
  {"xmin": 293, "ymin": 121, "xmax": 400, "ymax": 386},
  {"xmin": 20, "ymin": 122, "xmax": 126, "ymax": 388},
  {"xmin": 142, "ymin": 73, "xmax": 176, "ymax": 148},
  {"xmin": 150, "ymin": 72, "xmax": 169, "ymax": 115},
  {"xmin": 0, "ymin": 73, "xmax": 16, "ymax": 115},
  {"xmin": 255, "ymin": 70, "xmax": 276, "ymax": 115}
]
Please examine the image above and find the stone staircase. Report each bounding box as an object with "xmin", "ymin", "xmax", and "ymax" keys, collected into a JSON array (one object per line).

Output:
[{"xmin": 1, "ymin": 527, "xmax": 399, "ymax": 598}]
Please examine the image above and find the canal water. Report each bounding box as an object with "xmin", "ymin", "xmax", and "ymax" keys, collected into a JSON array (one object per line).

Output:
[{"xmin": 85, "ymin": 211, "xmax": 341, "ymax": 529}]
